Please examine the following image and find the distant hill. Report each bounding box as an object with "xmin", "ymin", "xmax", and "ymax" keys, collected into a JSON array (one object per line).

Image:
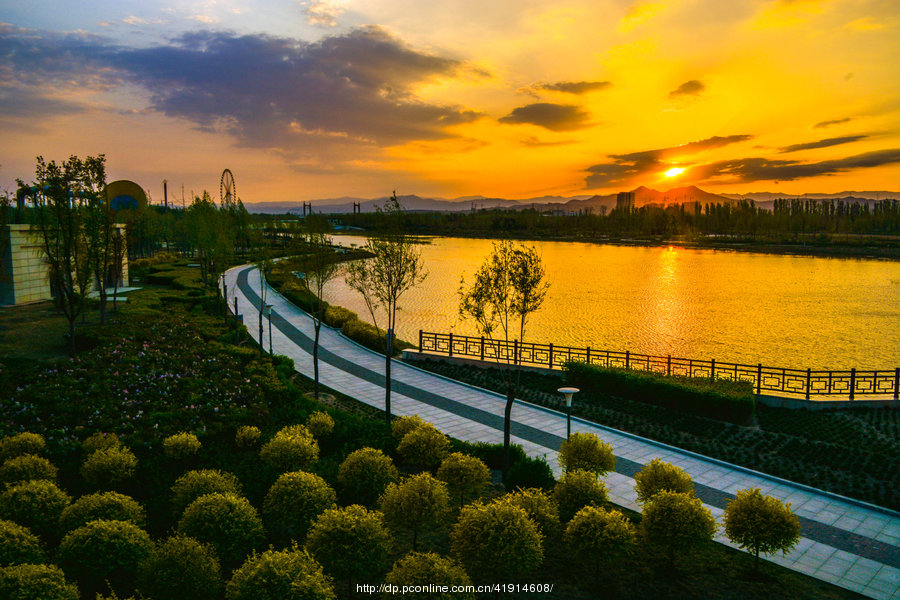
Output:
[{"xmin": 721, "ymin": 191, "xmax": 900, "ymax": 203}]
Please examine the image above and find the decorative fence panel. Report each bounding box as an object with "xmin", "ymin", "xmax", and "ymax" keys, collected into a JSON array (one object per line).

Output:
[{"xmin": 417, "ymin": 331, "xmax": 900, "ymax": 401}]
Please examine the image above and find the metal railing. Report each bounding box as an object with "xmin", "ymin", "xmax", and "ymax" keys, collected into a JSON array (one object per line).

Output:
[{"xmin": 417, "ymin": 331, "xmax": 900, "ymax": 401}]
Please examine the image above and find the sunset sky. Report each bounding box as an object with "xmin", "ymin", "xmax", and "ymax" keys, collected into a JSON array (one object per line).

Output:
[{"xmin": 2, "ymin": 0, "xmax": 899, "ymax": 204}]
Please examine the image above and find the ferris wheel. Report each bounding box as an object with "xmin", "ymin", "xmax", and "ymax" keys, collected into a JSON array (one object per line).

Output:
[{"xmin": 220, "ymin": 169, "xmax": 236, "ymax": 205}]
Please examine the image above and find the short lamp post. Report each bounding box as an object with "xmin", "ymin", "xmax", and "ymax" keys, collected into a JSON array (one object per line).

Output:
[
  {"xmin": 265, "ymin": 304, "xmax": 273, "ymax": 355},
  {"xmin": 558, "ymin": 387, "xmax": 579, "ymax": 439}
]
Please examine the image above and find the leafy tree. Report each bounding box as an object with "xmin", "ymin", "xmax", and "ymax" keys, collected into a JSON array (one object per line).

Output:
[
  {"xmin": 557, "ymin": 432, "xmax": 616, "ymax": 475},
  {"xmin": 306, "ymin": 411, "xmax": 335, "ymax": 438},
  {"xmin": 336, "ymin": 448, "xmax": 399, "ymax": 507},
  {"xmin": 450, "ymin": 501, "xmax": 543, "ymax": 583},
  {"xmin": 380, "ymin": 473, "xmax": 450, "ymax": 551},
  {"xmin": 458, "ymin": 240, "xmax": 549, "ymax": 474},
  {"xmin": 499, "ymin": 488, "xmax": 561, "ymax": 538},
  {"xmin": 633, "ymin": 458, "xmax": 695, "ymax": 504},
  {"xmin": 564, "ymin": 506, "xmax": 635, "ymax": 586},
  {"xmin": 81, "ymin": 432, "xmax": 121, "ymax": 455},
  {"xmin": 0, "ymin": 564, "xmax": 79, "ymax": 600},
  {"xmin": 0, "ymin": 479, "xmax": 71, "ymax": 538},
  {"xmin": 110, "ymin": 228, "xmax": 127, "ymax": 313},
  {"xmin": 391, "ymin": 414, "xmax": 425, "ymax": 441},
  {"xmin": 163, "ymin": 432, "xmax": 202, "ymax": 460},
  {"xmin": 263, "ymin": 471, "xmax": 336, "ymax": 543},
  {"xmin": 0, "ymin": 454, "xmax": 58, "ymax": 486},
  {"xmin": 235, "ymin": 426, "xmax": 261, "ymax": 449},
  {"xmin": 345, "ymin": 193, "xmax": 426, "ymax": 421},
  {"xmin": 59, "ymin": 492, "xmax": 146, "ymax": 533},
  {"xmin": 0, "ymin": 519, "xmax": 44, "ymax": 566},
  {"xmin": 306, "ymin": 505, "xmax": 391, "ymax": 592},
  {"xmin": 396, "ymin": 425, "xmax": 450, "ymax": 472},
  {"xmin": 138, "ymin": 535, "xmax": 222, "ymax": 600},
  {"xmin": 259, "ymin": 425, "xmax": 319, "ymax": 473},
  {"xmin": 723, "ymin": 488, "xmax": 802, "ymax": 572},
  {"xmin": 436, "ymin": 452, "xmax": 490, "ymax": 508},
  {"xmin": 185, "ymin": 192, "xmax": 232, "ymax": 288},
  {"xmin": 177, "ymin": 493, "xmax": 265, "ymax": 565},
  {"xmin": 640, "ymin": 490, "xmax": 716, "ymax": 568},
  {"xmin": 0, "ymin": 432, "xmax": 46, "ymax": 461},
  {"xmin": 81, "ymin": 154, "xmax": 113, "ymax": 324},
  {"xmin": 384, "ymin": 552, "xmax": 475, "ymax": 600},
  {"xmin": 226, "ymin": 544, "xmax": 335, "ymax": 600},
  {"xmin": 171, "ymin": 469, "xmax": 242, "ymax": 516},
  {"xmin": 80, "ymin": 446, "xmax": 138, "ymax": 490},
  {"xmin": 553, "ymin": 469, "xmax": 608, "ymax": 522}
]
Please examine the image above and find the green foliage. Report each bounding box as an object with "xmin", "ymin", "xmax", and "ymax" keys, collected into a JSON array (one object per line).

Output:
[
  {"xmin": 380, "ymin": 473, "xmax": 450, "ymax": 550},
  {"xmin": 163, "ymin": 432, "xmax": 202, "ymax": 459},
  {"xmin": 553, "ymin": 469, "xmax": 608, "ymax": 522},
  {"xmin": 724, "ymin": 488, "xmax": 802, "ymax": 570},
  {"xmin": 80, "ymin": 447, "xmax": 138, "ymax": 489},
  {"xmin": 436, "ymin": 452, "xmax": 490, "ymax": 507},
  {"xmin": 0, "ymin": 564, "xmax": 79, "ymax": 600},
  {"xmin": 450, "ymin": 501, "xmax": 543, "ymax": 583},
  {"xmin": 499, "ymin": 488, "xmax": 560, "ymax": 538},
  {"xmin": 59, "ymin": 492, "xmax": 146, "ymax": 533},
  {"xmin": 505, "ymin": 454, "xmax": 556, "ymax": 491},
  {"xmin": 640, "ymin": 490, "xmax": 717, "ymax": 567},
  {"xmin": 564, "ymin": 506, "xmax": 635, "ymax": 582},
  {"xmin": 0, "ymin": 519, "xmax": 44, "ymax": 566},
  {"xmin": 306, "ymin": 412, "xmax": 335, "ymax": 438},
  {"xmin": 396, "ymin": 425, "xmax": 450, "ymax": 471},
  {"xmin": 564, "ymin": 362, "xmax": 755, "ymax": 424},
  {"xmin": 178, "ymin": 493, "xmax": 265, "ymax": 564},
  {"xmin": 57, "ymin": 519, "xmax": 152, "ymax": 597},
  {"xmin": 138, "ymin": 535, "xmax": 222, "ymax": 600},
  {"xmin": 0, "ymin": 479, "xmax": 71, "ymax": 538},
  {"xmin": 259, "ymin": 425, "xmax": 319, "ymax": 473},
  {"xmin": 171, "ymin": 469, "xmax": 243, "ymax": 517},
  {"xmin": 391, "ymin": 415, "xmax": 425, "ymax": 441},
  {"xmin": 82, "ymin": 433, "xmax": 122, "ymax": 455},
  {"xmin": 558, "ymin": 432, "xmax": 616, "ymax": 474},
  {"xmin": 263, "ymin": 471, "xmax": 336, "ymax": 542},
  {"xmin": 0, "ymin": 432, "xmax": 46, "ymax": 461},
  {"xmin": 383, "ymin": 552, "xmax": 475, "ymax": 600},
  {"xmin": 634, "ymin": 458, "xmax": 695, "ymax": 503},
  {"xmin": 0, "ymin": 454, "xmax": 58, "ymax": 486},
  {"xmin": 235, "ymin": 426, "xmax": 261, "ymax": 449},
  {"xmin": 337, "ymin": 448, "xmax": 399, "ymax": 507},
  {"xmin": 306, "ymin": 505, "xmax": 391, "ymax": 583},
  {"xmin": 226, "ymin": 544, "xmax": 335, "ymax": 600}
]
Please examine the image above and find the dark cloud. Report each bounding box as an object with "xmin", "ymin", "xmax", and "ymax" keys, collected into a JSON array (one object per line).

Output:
[
  {"xmin": 532, "ymin": 81, "xmax": 612, "ymax": 94},
  {"xmin": 779, "ymin": 135, "xmax": 868, "ymax": 153},
  {"xmin": 0, "ymin": 24, "xmax": 482, "ymax": 152},
  {"xmin": 669, "ymin": 79, "xmax": 705, "ymax": 98},
  {"xmin": 813, "ymin": 117, "xmax": 853, "ymax": 129},
  {"xmin": 499, "ymin": 103, "xmax": 590, "ymax": 131}
]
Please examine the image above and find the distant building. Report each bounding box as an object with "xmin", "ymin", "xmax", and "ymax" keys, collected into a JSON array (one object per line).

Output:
[{"xmin": 616, "ymin": 191, "xmax": 635, "ymax": 211}]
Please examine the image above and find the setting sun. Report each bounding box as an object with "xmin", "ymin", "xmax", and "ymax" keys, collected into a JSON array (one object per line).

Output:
[{"xmin": 664, "ymin": 167, "xmax": 686, "ymax": 178}]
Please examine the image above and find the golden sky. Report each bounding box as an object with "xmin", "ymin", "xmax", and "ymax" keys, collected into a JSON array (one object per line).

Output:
[{"xmin": 1, "ymin": 0, "xmax": 899, "ymax": 203}]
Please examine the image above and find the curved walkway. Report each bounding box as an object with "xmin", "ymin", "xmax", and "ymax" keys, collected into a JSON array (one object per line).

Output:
[{"xmin": 224, "ymin": 264, "xmax": 899, "ymax": 600}]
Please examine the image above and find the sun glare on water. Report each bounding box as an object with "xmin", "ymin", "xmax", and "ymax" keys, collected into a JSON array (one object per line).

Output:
[{"xmin": 664, "ymin": 167, "xmax": 685, "ymax": 177}]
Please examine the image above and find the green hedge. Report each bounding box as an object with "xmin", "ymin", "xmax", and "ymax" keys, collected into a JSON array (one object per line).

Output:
[{"xmin": 564, "ymin": 362, "xmax": 755, "ymax": 425}]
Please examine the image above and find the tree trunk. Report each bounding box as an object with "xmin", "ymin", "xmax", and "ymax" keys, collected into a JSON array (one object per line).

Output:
[
  {"xmin": 68, "ymin": 318, "xmax": 76, "ymax": 357},
  {"xmin": 503, "ymin": 388, "xmax": 513, "ymax": 477},
  {"xmin": 258, "ymin": 308, "xmax": 264, "ymax": 356},
  {"xmin": 384, "ymin": 348, "xmax": 392, "ymax": 422},
  {"xmin": 313, "ymin": 320, "xmax": 321, "ymax": 399}
]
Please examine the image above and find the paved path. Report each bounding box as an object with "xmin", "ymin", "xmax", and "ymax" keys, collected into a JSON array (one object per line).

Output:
[{"xmin": 225, "ymin": 264, "xmax": 900, "ymax": 600}]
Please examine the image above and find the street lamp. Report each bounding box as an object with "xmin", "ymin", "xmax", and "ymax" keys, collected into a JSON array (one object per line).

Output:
[
  {"xmin": 557, "ymin": 387, "xmax": 579, "ymax": 439},
  {"xmin": 265, "ymin": 304, "xmax": 273, "ymax": 355}
]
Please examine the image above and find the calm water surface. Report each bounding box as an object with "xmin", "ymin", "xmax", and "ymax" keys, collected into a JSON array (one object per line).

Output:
[{"xmin": 326, "ymin": 235, "xmax": 900, "ymax": 369}]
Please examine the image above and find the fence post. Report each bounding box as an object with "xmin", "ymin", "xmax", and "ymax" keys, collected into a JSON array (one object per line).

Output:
[
  {"xmin": 710, "ymin": 359, "xmax": 716, "ymax": 381},
  {"xmin": 805, "ymin": 368, "xmax": 811, "ymax": 400},
  {"xmin": 548, "ymin": 343, "xmax": 554, "ymax": 368},
  {"xmin": 667, "ymin": 355, "xmax": 671, "ymax": 376},
  {"xmin": 448, "ymin": 332, "xmax": 453, "ymax": 358},
  {"xmin": 586, "ymin": 346, "xmax": 591, "ymax": 364},
  {"xmin": 625, "ymin": 350, "xmax": 630, "ymax": 370},
  {"xmin": 514, "ymin": 339, "xmax": 519, "ymax": 366},
  {"xmin": 849, "ymin": 368, "xmax": 855, "ymax": 400},
  {"xmin": 419, "ymin": 330, "xmax": 423, "ymax": 351},
  {"xmin": 756, "ymin": 364, "xmax": 762, "ymax": 395},
  {"xmin": 895, "ymin": 368, "xmax": 899, "ymax": 401},
  {"xmin": 480, "ymin": 336, "xmax": 485, "ymax": 361}
]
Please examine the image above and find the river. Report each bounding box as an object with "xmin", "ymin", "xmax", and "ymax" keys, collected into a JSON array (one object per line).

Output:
[{"xmin": 324, "ymin": 235, "xmax": 900, "ymax": 370}]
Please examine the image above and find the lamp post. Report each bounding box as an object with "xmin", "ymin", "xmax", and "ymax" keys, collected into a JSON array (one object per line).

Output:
[
  {"xmin": 265, "ymin": 304, "xmax": 273, "ymax": 355},
  {"xmin": 557, "ymin": 387, "xmax": 579, "ymax": 439}
]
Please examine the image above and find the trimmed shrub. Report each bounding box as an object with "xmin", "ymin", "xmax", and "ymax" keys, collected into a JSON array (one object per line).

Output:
[
  {"xmin": 80, "ymin": 447, "xmax": 138, "ymax": 489},
  {"xmin": 0, "ymin": 564, "xmax": 79, "ymax": 600},
  {"xmin": 59, "ymin": 492, "xmax": 147, "ymax": 533},
  {"xmin": 640, "ymin": 490, "xmax": 717, "ymax": 567},
  {"xmin": 0, "ymin": 454, "xmax": 58, "ymax": 486},
  {"xmin": 226, "ymin": 545, "xmax": 335, "ymax": 600},
  {"xmin": 391, "ymin": 415, "xmax": 425, "ymax": 441},
  {"xmin": 306, "ymin": 505, "xmax": 391, "ymax": 583},
  {"xmin": 235, "ymin": 426, "xmax": 261, "ymax": 449},
  {"xmin": 723, "ymin": 488, "xmax": 802, "ymax": 571},
  {"xmin": 82, "ymin": 432, "xmax": 122, "ymax": 455},
  {"xmin": 564, "ymin": 506, "xmax": 635, "ymax": 584},
  {"xmin": 380, "ymin": 473, "xmax": 450, "ymax": 551},
  {"xmin": 0, "ymin": 433, "xmax": 46, "ymax": 461},
  {"xmin": 558, "ymin": 432, "xmax": 616, "ymax": 475},
  {"xmin": 263, "ymin": 471, "xmax": 336, "ymax": 542},
  {"xmin": 633, "ymin": 458, "xmax": 695, "ymax": 503},
  {"xmin": 138, "ymin": 535, "xmax": 222, "ymax": 600},
  {"xmin": 171, "ymin": 470, "xmax": 242, "ymax": 516},
  {"xmin": 499, "ymin": 488, "xmax": 560, "ymax": 538},
  {"xmin": 450, "ymin": 501, "xmax": 543, "ymax": 583},
  {"xmin": 0, "ymin": 519, "xmax": 44, "ymax": 566},
  {"xmin": 57, "ymin": 519, "xmax": 152, "ymax": 597},
  {"xmin": 163, "ymin": 432, "xmax": 202, "ymax": 459},
  {"xmin": 553, "ymin": 469, "xmax": 608, "ymax": 522},
  {"xmin": 436, "ymin": 453, "xmax": 490, "ymax": 508},
  {"xmin": 384, "ymin": 552, "xmax": 474, "ymax": 600},
  {"xmin": 505, "ymin": 454, "xmax": 556, "ymax": 491},
  {"xmin": 178, "ymin": 493, "xmax": 265, "ymax": 564},
  {"xmin": 397, "ymin": 426, "xmax": 450, "ymax": 471},
  {"xmin": 337, "ymin": 448, "xmax": 399, "ymax": 507},
  {"xmin": 259, "ymin": 425, "xmax": 319, "ymax": 473},
  {"xmin": 306, "ymin": 412, "xmax": 335, "ymax": 438},
  {"xmin": 0, "ymin": 479, "xmax": 71, "ymax": 538}
]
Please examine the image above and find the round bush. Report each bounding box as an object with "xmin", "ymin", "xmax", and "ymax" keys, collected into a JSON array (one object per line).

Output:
[
  {"xmin": 391, "ymin": 415, "xmax": 425, "ymax": 441},
  {"xmin": 384, "ymin": 552, "xmax": 474, "ymax": 600},
  {"xmin": 436, "ymin": 453, "xmax": 490, "ymax": 507},
  {"xmin": 0, "ymin": 564, "xmax": 79, "ymax": 600},
  {"xmin": 138, "ymin": 535, "xmax": 222, "ymax": 600},
  {"xmin": 80, "ymin": 447, "xmax": 138, "ymax": 489},
  {"xmin": 306, "ymin": 505, "xmax": 391, "ymax": 583},
  {"xmin": 263, "ymin": 471, "xmax": 336, "ymax": 542},
  {"xmin": 178, "ymin": 493, "xmax": 265, "ymax": 564},
  {"xmin": 337, "ymin": 448, "xmax": 399, "ymax": 507},
  {"xmin": 59, "ymin": 492, "xmax": 146, "ymax": 533},
  {"xmin": 450, "ymin": 501, "xmax": 543, "ymax": 582},
  {"xmin": 171, "ymin": 470, "xmax": 242, "ymax": 516},
  {"xmin": 235, "ymin": 426, "xmax": 261, "ymax": 449},
  {"xmin": 57, "ymin": 519, "xmax": 152, "ymax": 597},
  {"xmin": 564, "ymin": 506, "xmax": 635, "ymax": 579},
  {"xmin": 0, "ymin": 479, "xmax": 71, "ymax": 538},
  {"xmin": 0, "ymin": 519, "xmax": 44, "ymax": 566},
  {"xmin": 558, "ymin": 433, "xmax": 616, "ymax": 475},
  {"xmin": 640, "ymin": 491, "xmax": 717, "ymax": 567},
  {"xmin": 0, "ymin": 433, "xmax": 46, "ymax": 461},
  {"xmin": 723, "ymin": 488, "xmax": 801, "ymax": 569},
  {"xmin": 633, "ymin": 458, "xmax": 695, "ymax": 503},
  {"xmin": 163, "ymin": 433, "xmax": 202, "ymax": 460},
  {"xmin": 0, "ymin": 454, "xmax": 58, "ymax": 486},
  {"xmin": 397, "ymin": 426, "xmax": 450, "ymax": 471},
  {"xmin": 306, "ymin": 412, "xmax": 335, "ymax": 438},
  {"xmin": 499, "ymin": 488, "xmax": 560, "ymax": 538},
  {"xmin": 82, "ymin": 432, "xmax": 122, "ymax": 455},
  {"xmin": 553, "ymin": 469, "xmax": 608, "ymax": 522},
  {"xmin": 259, "ymin": 425, "xmax": 319, "ymax": 473},
  {"xmin": 505, "ymin": 455, "xmax": 556, "ymax": 491},
  {"xmin": 226, "ymin": 545, "xmax": 335, "ymax": 600},
  {"xmin": 380, "ymin": 473, "xmax": 450, "ymax": 550}
]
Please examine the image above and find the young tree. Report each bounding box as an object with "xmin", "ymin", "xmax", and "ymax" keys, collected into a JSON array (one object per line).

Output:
[
  {"xmin": 80, "ymin": 155, "xmax": 113, "ymax": 324},
  {"xmin": 458, "ymin": 240, "xmax": 549, "ymax": 474},
  {"xmin": 557, "ymin": 432, "xmax": 616, "ymax": 475},
  {"xmin": 383, "ymin": 552, "xmax": 474, "ymax": 600},
  {"xmin": 553, "ymin": 469, "xmax": 609, "ymax": 523},
  {"xmin": 396, "ymin": 424, "xmax": 450, "ymax": 472},
  {"xmin": 226, "ymin": 545, "xmax": 334, "ymax": 600},
  {"xmin": 723, "ymin": 488, "xmax": 801, "ymax": 573},
  {"xmin": 564, "ymin": 506, "xmax": 635, "ymax": 587},
  {"xmin": 336, "ymin": 448, "xmax": 399, "ymax": 508},
  {"xmin": 633, "ymin": 458, "xmax": 695, "ymax": 504},
  {"xmin": 345, "ymin": 193, "xmax": 426, "ymax": 421},
  {"xmin": 379, "ymin": 473, "xmax": 450, "ymax": 551},
  {"xmin": 436, "ymin": 452, "xmax": 490, "ymax": 508},
  {"xmin": 640, "ymin": 490, "xmax": 716, "ymax": 568}
]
